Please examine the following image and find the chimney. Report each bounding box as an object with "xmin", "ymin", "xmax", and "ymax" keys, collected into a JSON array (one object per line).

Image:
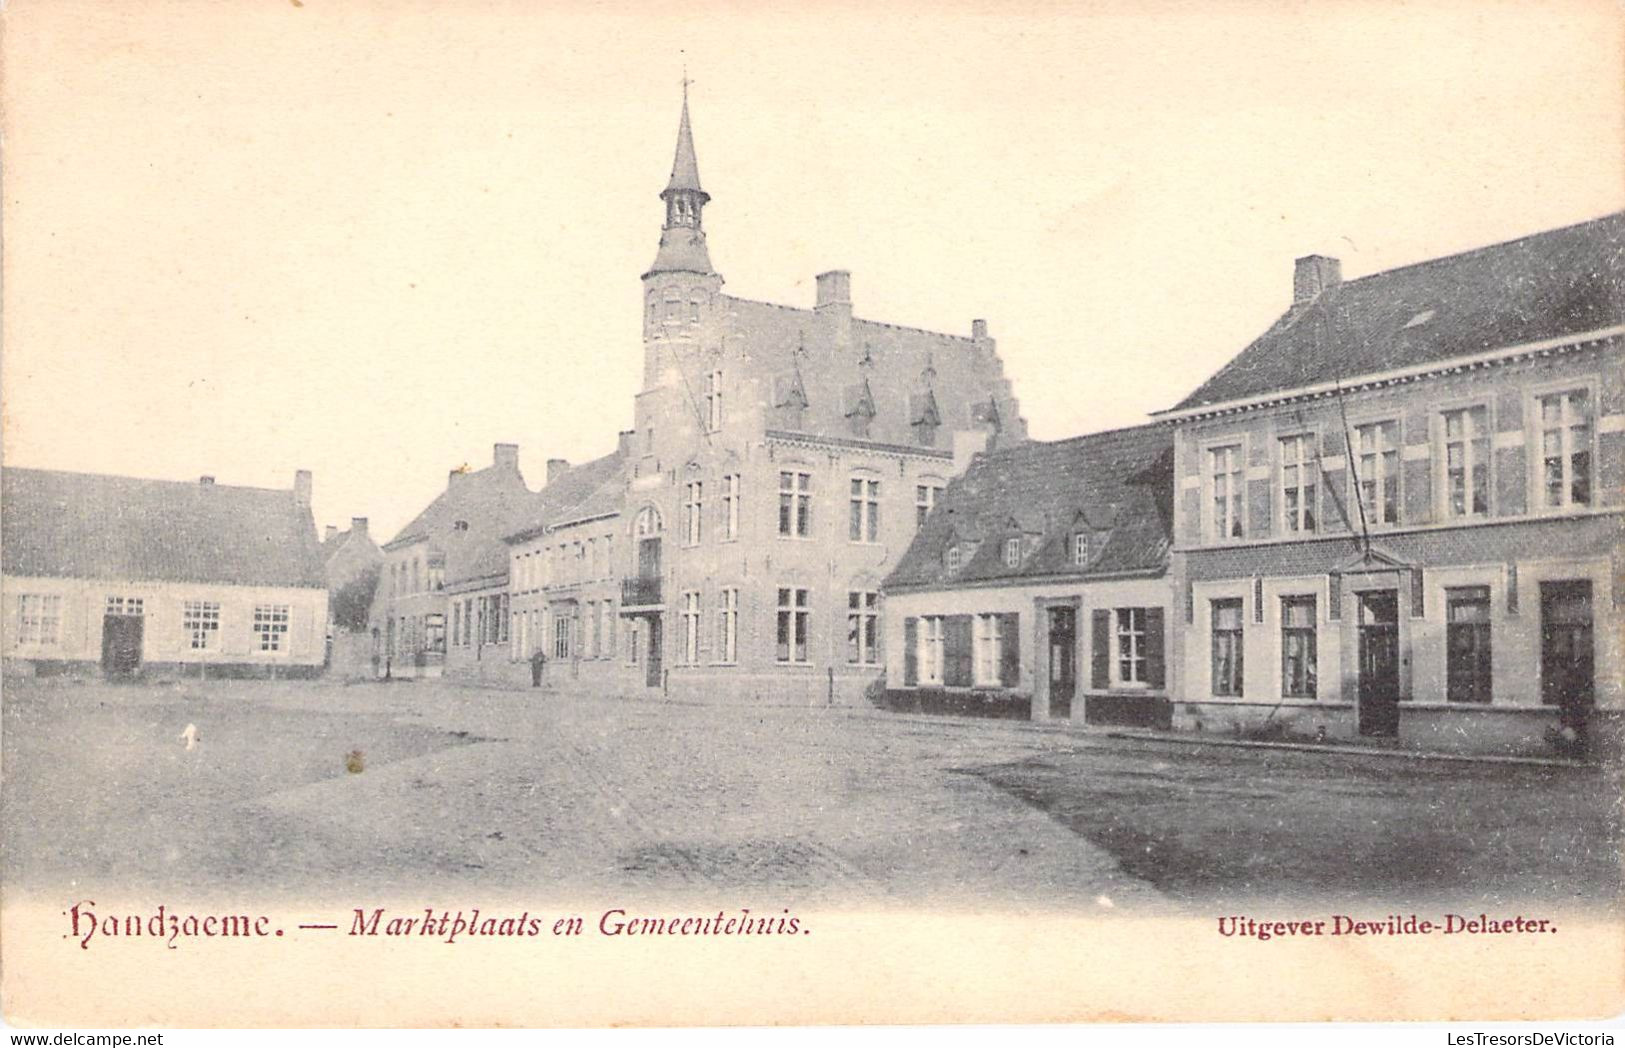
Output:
[
  {"xmin": 351, "ymin": 516, "xmax": 369, "ymax": 537},
  {"xmin": 1293, "ymin": 255, "xmax": 1342, "ymax": 305},
  {"xmin": 617, "ymin": 429, "xmax": 636, "ymax": 457},
  {"xmin": 546, "ymin": 458, "xmax": 571, "ymax": 485},
  {"xmin": 198, "ymin": 475, "xmax": 215, "ymax": 486},
  {"xmin": 293, "ymin": 470, "xmax": 312, "ymax": 505},
  {"xmin": 971, "ymin": 319, "xmax": 988, "ymax": 340},
  {"xmin": 493, "ymin": 443, "xmax": 520, "ymax": 471},
  {"xmin": 448, "ymin": 468, "xmax": 468, "ymax": 488},
  {"xmin": 324, "ymin": 525, "xmax": 338, "ymax": 542},
  {"xmin": 815, "ymin": 270, "xmax": 853, "ymax": 348},
  {"xmin": 815, "ymin": 270, "xmax": 851, "ymax": 310}
]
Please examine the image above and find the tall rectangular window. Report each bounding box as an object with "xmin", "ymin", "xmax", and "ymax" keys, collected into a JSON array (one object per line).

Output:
[
  {"xmin": 915, "ymin": 484, "xmax": 942, "ymax": 530},
  {"xmin": 717, "ymin": 587, "xmax": 738, "ymax": 663},
  {"xmin": 921, "ymin": 616, "xmax": 944, "ymax": 684},
  {"xmin": 1003, "ymin": 537, "xmax": 1022, "ymax": 568},
  {"xmin": 16, "ymin": 594, "xmax": 62, "ymax": 646},
  {"xmin": 1211, "ymin": 598, "xmax": 1244, "ymax": 696},
  {"xmin": 1446, "ymin": 586, "xmax": 1492, "ymax": 704},
  {"xmin": 943, "ymin": 615, "xmax": 974, "ymax": 687},
  {"xmin": 1539, "ymin": 390, "xmax": 1593, "ymax": 509},
  {"xmin": 1280, "ymin": 595, "xmax": 1317, "ymax": 698},
  {"xmin": 254, "ymin": 604, "xmax": 291, "ymax": 652},
  {"xmin": 847, "ymin": 591, "xmax": 879, "ymax": 665},
  {"xmin": 704, "ymin": 370, "xmax": 724, "ymax": 432},
  {"xmin": 683, "ymin": 482, "xmax": 703, "ymax": 545},
  {"xmin": 183, "ymin": 600, "xmax": 221, "ymax": 651},
  {"xmin": 1441, "ymin": 406, "xmax": 1491, "ymax": 518},
  {"xmin": 1279, "ymin": 434, "xmax": 1317, "ymax": 533},
  {"xmin": 553, "ymin": 613, "xmax": 571, "ymax": 659},
  {"xmin": 1353, "ymin": 420, "xmax": 1400, "ymax": 525},
  {"xmin": 1073, "ymin": 533, "xmax": 1090, "ymax": 567},
  {"xmin": 849, "ymin": 478, "xmax": 880, "ymax": 542},
  {"xmin": 973, "ymin": 613, "xmax": 1004, "ymax": 685},
  {"xmin": 1208, "ymin": 445, "xmax": 1243, "ymax": 541},
  {"xmin": 681, "ymin": 591, "xmax": 701, "ymax": 664},
  {"xmin": 776, "ymin": 587, "xmax": 810, "ymax": 663},
  {"xmin": 1116, "ymin": 608, "xmax": 1147, "ymax": 684},
  {"xmin": 721, "ymin": 474, "xmax": 739, "ymax": 540},
  {"xmin": 779, "ymin": 471, "xmax": 811, "ymax": 538}
]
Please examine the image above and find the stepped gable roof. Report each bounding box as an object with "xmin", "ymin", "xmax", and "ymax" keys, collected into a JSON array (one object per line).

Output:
[
  {"xmin": 502, "ymin": 449, "xmax": 627, "ymax": 546},
  {"xmin": 724, "ymin": 295, "xmax": 1028, "ymax": 446},
  {"xmin": 387, "ymin": 462, "xmax": 535, "ymax": 589},
  {"xmin": 1, "ymin": 467, "xmax": 324, "ymax": 588},
  {"xmin": 1171, "ymin": 212, "xmax": 1625, "ymax": 413},
  {"xmin": 885, "ymin": 423, "xmax": 1173, "ymax": 591}
]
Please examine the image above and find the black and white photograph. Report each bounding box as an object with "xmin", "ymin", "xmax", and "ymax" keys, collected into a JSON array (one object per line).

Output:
[{"xmin": 1, "ymin": 0, "xmax": 1621, "ymax": 1031}]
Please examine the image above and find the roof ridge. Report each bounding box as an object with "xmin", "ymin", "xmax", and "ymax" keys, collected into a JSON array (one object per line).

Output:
[{"xmin": 1334, "ymin": 210, "xmax": 1625, "ymax": 288}]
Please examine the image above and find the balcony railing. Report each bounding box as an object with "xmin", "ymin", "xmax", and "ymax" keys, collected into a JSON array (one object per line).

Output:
[{"xmin": 620, "ymin": 576, "xmax": 663, "ymax": 609}]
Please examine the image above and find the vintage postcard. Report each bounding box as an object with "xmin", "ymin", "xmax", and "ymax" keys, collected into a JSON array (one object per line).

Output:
[{"xmin": 2, "ymin": 0, "xmax": 1622, "ymax": 1030}]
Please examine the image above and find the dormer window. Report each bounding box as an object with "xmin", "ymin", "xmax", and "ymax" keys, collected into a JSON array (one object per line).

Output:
[
  {"xmin": 1072, "ymin": 532, "xmax": 1090, "ymax": 567},
  {"xmin": 454, "ymin": 520, "xmax": 470, "ymax": 532},
  {"xmin": 1003, "ymin": 537, "xmax": 1021, "ymax": 568},
  {"xmin": 946, "ymin": 546, "xmax": 962, "ymax": 573}
]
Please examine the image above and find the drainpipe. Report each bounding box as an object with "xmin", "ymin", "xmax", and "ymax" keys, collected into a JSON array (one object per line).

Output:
[{"xmin": 828, "ymin": 667, "xmax": 834, "ymax": 705}]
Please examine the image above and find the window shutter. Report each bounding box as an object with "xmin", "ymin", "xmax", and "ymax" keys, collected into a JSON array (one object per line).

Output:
[
  {"xmin": 903, "ymin": 617, "xmax": 919, "ymax": 686},
  {"xmin": 1091, "ymin": 609, "xmax": 1110, "ymax": 689},
  {"xmin": 945, "ymin": 614, "xmax": 974, "ymax": 687},
  {"xmin": 999, "ymin": 612, "xmax": 1020, "ymax": 686},
  {"xmin": 1144, "ymin": 607, "xmax": 1166, "ymax": 689}
]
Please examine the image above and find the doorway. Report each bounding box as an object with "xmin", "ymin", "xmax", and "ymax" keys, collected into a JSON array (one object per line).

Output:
[
  {"xmin": 645, "ymin": 614, "xmax": 663, "ymax": 688},
  {"xmin": 101, "ymin": 614, "xmax": 143, "ymax": 676},
  {"xmin": 1046, "ymin": 605, "xmax": 1076, "ymax": 719},
  {"xmin": 1356, "ymin": 589, "xmax": 1400, "ymax": 737},
  {"xmin": 1540, "ymin": 580, "xmax": 1594, "ymax": 721}
]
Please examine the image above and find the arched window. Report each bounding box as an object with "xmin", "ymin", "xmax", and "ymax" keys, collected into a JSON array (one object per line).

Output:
[{"xmin": 634, "ymin": 505, "xmax": 664, "ymax": 537}]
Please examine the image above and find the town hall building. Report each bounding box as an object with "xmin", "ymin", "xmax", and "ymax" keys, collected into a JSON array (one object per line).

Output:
[{"xmin": 479, "ymin": 89, "xmax": 1028, "ymax": 703}]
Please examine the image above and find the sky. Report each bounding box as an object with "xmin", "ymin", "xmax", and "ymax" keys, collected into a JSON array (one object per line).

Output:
[{"xmin": 4, "ymin": 0, "xmax": 1621, "ymax": 541}]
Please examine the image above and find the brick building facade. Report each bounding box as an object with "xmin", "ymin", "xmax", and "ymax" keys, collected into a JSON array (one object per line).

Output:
[
  {"xmin": 480, "ymin": 89, "xmax": 1027, "ymax": 704},
  {"xmin": 1154, "ymin": 214, "xmax": 1623, "ymax": 755}
]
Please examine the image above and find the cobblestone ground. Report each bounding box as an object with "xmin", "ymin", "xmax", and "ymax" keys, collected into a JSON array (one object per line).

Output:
[
  {"xmin": 1, "ymin": 677, "xmax": 1154, "ymax": 909},
  {"xmin": 4, "ymin": 677, "xmax": 1616, "ymax": 911}
]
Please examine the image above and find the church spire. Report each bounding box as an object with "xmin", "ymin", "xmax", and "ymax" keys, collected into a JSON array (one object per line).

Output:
[
  {"xmin": 666, "ymin": 78, "xmax": 705, "ymax": 196},
  {"xmin": 645, "ymin": 79, "xmax": 716, "ymax": 278}
]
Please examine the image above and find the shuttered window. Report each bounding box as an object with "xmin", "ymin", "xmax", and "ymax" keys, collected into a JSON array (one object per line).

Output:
[
  {"xmin": 903, "ymin": 617, "xmax": 919, "ymax": 686},
  {"xmin": 999, "ymin": 612, "xmax": 1020, "ymax": 687},
  {"xmin": 1091, "ymin": 610, "xmax": 1111, "ymax": 689},
  {"xmin": 944, "ymin": 615, "xmax": 974, "ymax": 687}
]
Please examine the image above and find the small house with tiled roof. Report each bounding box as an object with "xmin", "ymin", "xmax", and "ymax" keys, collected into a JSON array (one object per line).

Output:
[
  {"xmin": 1152, "ymin": 212, "xmax": 1624, "ymax": 756},
  {"xmin": 882, "ymin": 424, "xmax": 1177, "ymax": 724},
  {"xmin": 2, "ymin": 467, "xmax": 328, "ymax": 677}
]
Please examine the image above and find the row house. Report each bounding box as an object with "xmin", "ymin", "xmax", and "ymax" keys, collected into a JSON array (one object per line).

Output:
[
  {"xmin": 881, "ymin": 425, "xmax": 1177, "ymax": 724},
  {"xmin": 2, "ymin": 467, "xmax": 328, "ymax": 678},
  {"xmin": 609, "ymin": 88, "xmax": 1027, "ymax": 704},
  {"xmin": 369, "ymin": 443, "xmax": 532, "ymax": 678},
  {"xmin": 503, "ymin": 446, "xmax": 629, "ymax": 687},
  {"xmin": 1152, "ymin": 213, "xmax": 1623, "ymax": 754}
]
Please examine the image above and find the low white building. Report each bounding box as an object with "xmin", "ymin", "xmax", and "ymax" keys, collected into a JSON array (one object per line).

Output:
[
  {"xmin": 2, "ymin": 467, "xmax": 329, "ymax": 678},
  {"xmin": 882, "ymin": 424, "xmax": 1176, "ymax": 724}
]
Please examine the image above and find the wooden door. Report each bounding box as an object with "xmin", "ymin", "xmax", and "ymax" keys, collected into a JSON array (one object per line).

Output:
[
  {"xmin": 1357, "ymin": 590, "xmax": 1400, "ymax": 737},
  {"xmin": 1047, "ymin": 606, "xmax": 1076, "ymax": 718}
]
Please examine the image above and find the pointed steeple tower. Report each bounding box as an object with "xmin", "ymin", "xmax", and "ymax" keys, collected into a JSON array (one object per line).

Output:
[{"xmin": 646, "ymin": 81, "xmax": 717, "ymax": 278}]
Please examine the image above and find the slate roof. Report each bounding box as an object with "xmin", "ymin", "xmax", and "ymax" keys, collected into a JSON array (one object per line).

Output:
[
  {"xmin": 503, "ymin": 449, "xmax": 627, "ymax": 545},
  {"xmin": 1, "ymin": 467, "xmax": 325, "ymax": 588},
  {"xmin": 726, "ymin": 295, "xmax": 1028, "ymax": 448},
  {"xmin": 885, "ymin": 423, "xmax": 1173, "ymax": 591},
  {"xmin": 1171, "ymin": 212, "xmax": 1625, "ymax": 412},
  {"xmin": 387, "ymin": 463, "xmax": 536, "ymax": 589}
]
